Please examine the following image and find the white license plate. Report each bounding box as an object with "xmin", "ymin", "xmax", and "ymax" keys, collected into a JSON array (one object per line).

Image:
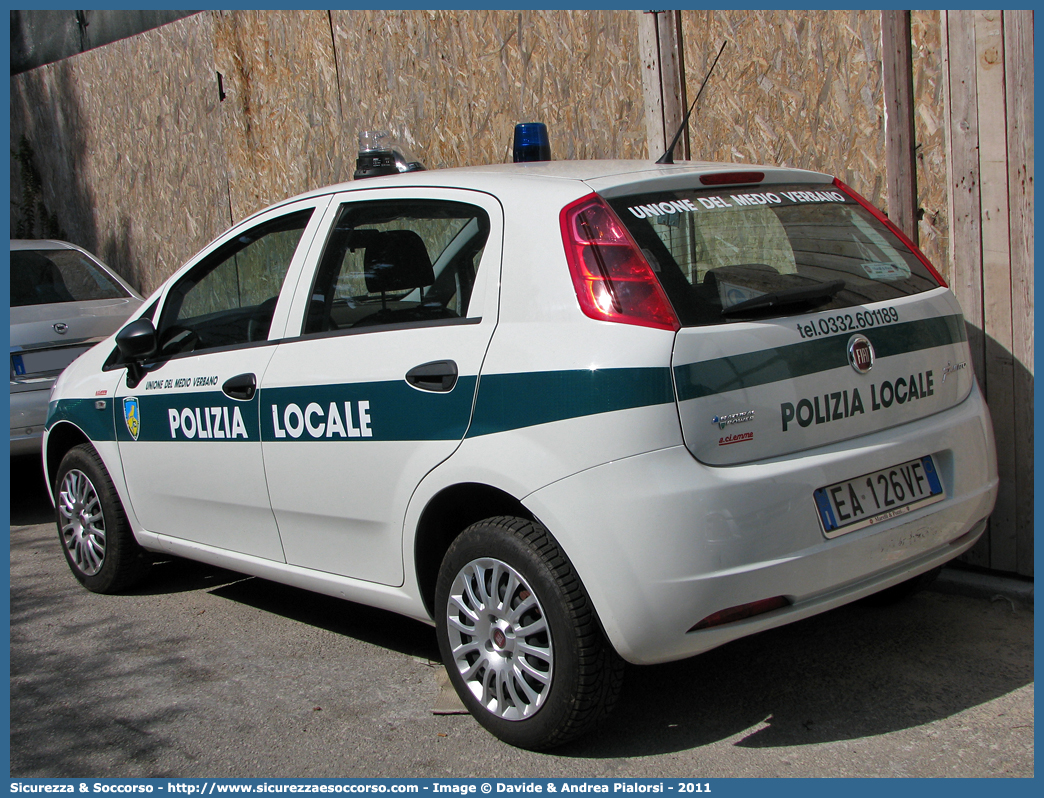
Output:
[
  {"xmin": 814, "ymin": 456, "xmax": 944, "ymax": 538},
  {"xmin": 11, "ymin": 347, "xmax": 88, "ymax": 378}
]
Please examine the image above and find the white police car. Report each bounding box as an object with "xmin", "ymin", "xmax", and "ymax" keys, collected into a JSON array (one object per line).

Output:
[{"xmin": 44, "ymin": 160, "xmax": 998, "ymax": 749}]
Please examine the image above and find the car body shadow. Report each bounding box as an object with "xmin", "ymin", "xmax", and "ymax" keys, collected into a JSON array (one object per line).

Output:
[
  {"xmin": 10, "ymin": 453, "xmax": 54, "ymax": 526},
  {"xmin": 127, "ymin": 556, "xmax": 441, "ymax": 662},
  {"xmin": 558, "ymin": 589, "xmax": 1032, "ymax": 757},
  {"xmin": 140, "ymin": 555, "xmax": 1031, "ymax": 757}
]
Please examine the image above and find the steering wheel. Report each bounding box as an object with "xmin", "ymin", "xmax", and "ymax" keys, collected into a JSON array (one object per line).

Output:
[{"xmin": 158, "ymin": 325, "xmax": 200, "ymax": 355}]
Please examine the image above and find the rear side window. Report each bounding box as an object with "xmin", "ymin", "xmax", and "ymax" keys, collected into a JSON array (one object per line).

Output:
[
  {"xmin": 303, "ymin": 199, "xmax": 489, "ymax": 334},
  {"xmin": 11, "ymin": 249, "xmax": 129, "ymax": 306},
  {"xmin": 608, "ymin": 184, "xmax": 940, "ymax": 327}
]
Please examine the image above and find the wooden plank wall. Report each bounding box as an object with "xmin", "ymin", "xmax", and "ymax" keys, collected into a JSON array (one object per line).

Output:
[
  {"xmin": 942, "ymin": 10, "xmax": 1034, "ymax": 576},
  {"xmin": 10, "ymin": 10, "xmax": 647, "ymax": 294},
  {"xmin": 677, "ymin": 11, "xmax": 887, "ymax": 208},
  {"xmin": 8, "ymin": 14, "xmax": 230, "ymax": 294},
  {"xmin": 327, "ymin": 11, "xmax": 646, "ymax": 171},
  {"xmin": 673, "ymin": 10, "xmax": 949, "ymax": 273},
  {"xmin": 212, "ymin": 10, "xmax": 348, "ymax": 224},
  {"xmin": 1004, "ymin": 12, "xmax": 1035, "ymax": 579}
]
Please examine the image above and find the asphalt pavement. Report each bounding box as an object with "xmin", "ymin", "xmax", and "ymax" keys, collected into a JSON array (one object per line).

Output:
[{"xmin": 9, "ymin": 454, "xmax": 1034, "ymax": 778}]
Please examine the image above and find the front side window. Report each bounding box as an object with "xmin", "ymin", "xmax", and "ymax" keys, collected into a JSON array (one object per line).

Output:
[
  {"xmin": 303, "ymin": 200, "xmax": 489, "ymax": 335},
  {"xmin": 156, "ymin": 209, "xmax": 312, "ymax": 356},
  {"xmin": 608, "ymin": 185, "xmax": 940, "ymax": 327}
]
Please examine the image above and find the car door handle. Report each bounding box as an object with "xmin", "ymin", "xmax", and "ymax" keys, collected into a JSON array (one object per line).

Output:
[
  {"xmin": 405, "ymin": 360, "xmax": 458, "ymax": 393},
  {"xmin": 222, "ymin": 373, "xmax": 257, "ymax": 401}
]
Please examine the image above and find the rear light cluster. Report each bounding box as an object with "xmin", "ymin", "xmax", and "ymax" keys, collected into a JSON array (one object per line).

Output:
[
  {"xmin": 832, "ymin": 177, "xmax": 948, "ymax": 288},
  {"xmin": 560, "ymin": 194, "xmax": 680, "ymax": 331}
]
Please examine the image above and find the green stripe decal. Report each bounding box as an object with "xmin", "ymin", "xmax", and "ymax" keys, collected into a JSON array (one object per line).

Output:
[
  {"xmin": 46, "ymin": 314, "xmax": 965, "ymax": 445},
  {"xmin": 260, "ymin": 377, "xmax": 477, "ymax": 442},
  {"xmin": 115, "ymin": 391, "xmax": 263, "ymax": 442},
  {"xmin": 466, "ymin": 367, "xmax": 676, "ymax": 437},
  {"xmin": 674, "ymin": 314, "xmax": 967, "ymax": 401},
  {"xmin": 104, "ymin": 378, "xmax": 480, "ymax": 443},
  {"xmin": 47, "ymin": 398, "xmax": 117, "ymax": 441}
]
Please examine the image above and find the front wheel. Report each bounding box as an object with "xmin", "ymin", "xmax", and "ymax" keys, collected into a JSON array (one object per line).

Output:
[
  {"xmin": 434, "ymin": 516, "xmax": 623, "ymax": 749},
  {"xmin": 55, "ymin": 443, "xmax": 150, "ymax": 593}
]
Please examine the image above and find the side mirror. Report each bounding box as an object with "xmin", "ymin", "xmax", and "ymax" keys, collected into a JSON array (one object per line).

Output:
[
  {"xmin": 116, "ymin": 318, "xmax": 157, "ymax": 361},
  {"xmin": 115, "ymin": 318, "xmax": 157, "ymax": 388}
]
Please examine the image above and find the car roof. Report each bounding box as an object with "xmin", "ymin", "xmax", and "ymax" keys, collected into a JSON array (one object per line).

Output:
[
  {"xmin": 242, "ymin": 159, "xmax": 834, "ymax": 225},
  {"xmin": 10, "ymin": 239, "xmax": 84, "ymax": 251}
]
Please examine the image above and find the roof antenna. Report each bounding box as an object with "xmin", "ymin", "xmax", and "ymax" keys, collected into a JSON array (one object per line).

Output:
[{"xmin": 657, "ymin": 40, "xmax": 728, "ymax": 165}]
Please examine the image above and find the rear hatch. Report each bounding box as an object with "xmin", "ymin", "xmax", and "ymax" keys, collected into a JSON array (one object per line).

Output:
[{"xmin": 603, "ymin": 171, "xmax": 976, "ymax": 466}]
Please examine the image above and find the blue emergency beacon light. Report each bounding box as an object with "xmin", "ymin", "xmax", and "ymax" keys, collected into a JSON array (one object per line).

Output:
[{"xmin": 512, "ymin": 123, "xmax": 551, "ymax": 162}]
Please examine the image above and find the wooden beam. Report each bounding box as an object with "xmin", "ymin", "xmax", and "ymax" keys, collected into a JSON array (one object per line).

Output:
[
  {"xmin": 942, "ymin": 10, "xmax": 990, "ymax": 567},
  {"xmin": 638, "ymin": 12, "xmax": 664, "ymax": 160},
  {"xmin": 637, "ymin": 10, "xmax": 687, "ymax": 161},
  {"xmin": 658, "ymin": 10, "xmax": 688, "ymax": 161},
  {"xmin": 1004, "ymin": 9, "xmax": 1034, "ymax": 576},
  {"xmin": 942, "ymin": 12, "xmax": 986, "ymax": 387},
  {"xmin": 881, "ymin": 10, "xmax": 918, "ymax": 242},
  {"xmin": 975, "ymin": 9, "xmax": 1017, "ymax": 574}
]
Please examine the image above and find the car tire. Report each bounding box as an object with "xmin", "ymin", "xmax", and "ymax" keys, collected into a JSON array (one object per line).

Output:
[
  {"xmin": 434, "ymin": 516, "xmax": 624, "ymax": 750},
  {"xmin": 862, "ymin": 565, "xmax": 943, "ymax": 606},
  {"xmin": 55, "ymin": 443, "xmax": 150, "ymax": 593}
]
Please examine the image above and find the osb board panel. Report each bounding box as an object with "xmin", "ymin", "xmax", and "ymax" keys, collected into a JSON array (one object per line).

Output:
[
  {"xmin": 329, "ymin": 10, "xmax": 647, "ymax": 169},
  {"xmin": 911, "ymin": 11, "xmax": 949, "ymax": 278},
  {"xmin": 679, "ymin": 11, "xmax": 885, "ymax": 207},
  {"xmin": 9, "ymin": 14, "xmax": 229, "ymax": 296},
  {"xmin": 211, "ymin": 10, "xmax": 348, "ymax": 222}
]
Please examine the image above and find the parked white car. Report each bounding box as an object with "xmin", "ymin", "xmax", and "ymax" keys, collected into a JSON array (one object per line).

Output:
[
  {"xmin": 43, "ymin": 161, "xmax": 998, "ymax": 749},
  {"xmin": 10, "ymin": 239, "xmax": 142, "ymax": 457}
]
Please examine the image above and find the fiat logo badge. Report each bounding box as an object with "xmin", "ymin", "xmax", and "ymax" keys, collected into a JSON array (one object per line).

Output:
[
  {"xmin": 53, "ymin": 322, "xmax": 69, "ymax": 335},
  {"xmin": 847, "ymin": 334, "xmax": 875, "ymax": 374}
]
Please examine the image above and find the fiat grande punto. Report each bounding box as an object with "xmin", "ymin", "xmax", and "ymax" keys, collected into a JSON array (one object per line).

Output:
[{"xmin": 44, "ymin": 161, "xmax": 998, "ymax": 749}]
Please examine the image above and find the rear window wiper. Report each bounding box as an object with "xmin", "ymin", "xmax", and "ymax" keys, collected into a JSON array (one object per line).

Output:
[{"xmin": 720, "ymin": 279, "xmax": 846, "ymax": 317}]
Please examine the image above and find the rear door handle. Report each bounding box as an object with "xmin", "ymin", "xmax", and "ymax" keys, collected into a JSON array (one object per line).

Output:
[
  {"xmin": 406, "ymin": 360, "xmax": 458, "ymax": 393},
  {"xmin": 222, "ymin": 373, "xmax": 257, "ymax": 401}
]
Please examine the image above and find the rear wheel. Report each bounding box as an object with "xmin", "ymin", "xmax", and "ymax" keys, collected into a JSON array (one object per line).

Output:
[
  {"xmin": 434, "ymin": 516, "xmax": 623, "ymax": 750},
  {"xmin": 55, "ymin": 443, "xmax": 150, "ymax": 593}
]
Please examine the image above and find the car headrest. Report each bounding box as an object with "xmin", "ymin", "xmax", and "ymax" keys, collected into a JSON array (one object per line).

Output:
[{"xmin": 364, "ymin": 230, "xmax": 434, "ymax": 294}]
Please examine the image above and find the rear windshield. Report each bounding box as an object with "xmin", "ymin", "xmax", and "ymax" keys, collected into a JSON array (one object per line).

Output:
[
  {"xmin": 11, "ymin": 248, "xmax": 129, "ymax": 307},
  {"xmin": 607, "ymin": 184, "xmax": 940, "ymax": 327}
]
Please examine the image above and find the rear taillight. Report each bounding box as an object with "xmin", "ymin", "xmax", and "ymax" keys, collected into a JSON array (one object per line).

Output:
[
  {"xmin": 833, "ymin": 177, "xmax": 948, "ymax": 287},
  {"xmin": 559, "ymin": 194, "xmax": 680, "ymax": 331}
]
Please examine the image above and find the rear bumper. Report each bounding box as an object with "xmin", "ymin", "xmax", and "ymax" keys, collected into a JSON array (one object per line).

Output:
[{"xmin": 524, "ymin": 382, "xmax": 998, "ymax": 665}]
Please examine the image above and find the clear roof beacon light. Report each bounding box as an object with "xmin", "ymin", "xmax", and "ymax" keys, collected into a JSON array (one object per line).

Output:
[
  {"xmin": 353, "ymin": 130, "xmax": 425, "ymax": 180},
  {"xmin": 512, "ymin": 122, "xmax": 551, "ymax": 163}
]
